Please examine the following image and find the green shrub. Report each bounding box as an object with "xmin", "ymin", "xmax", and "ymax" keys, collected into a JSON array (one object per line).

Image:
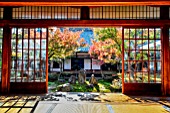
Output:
[{"xmin": 48, "ymin": 73, "xmax": 59, "ymax": 81}]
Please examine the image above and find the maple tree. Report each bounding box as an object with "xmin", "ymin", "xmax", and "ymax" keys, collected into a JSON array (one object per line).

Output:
[
  {"xmin": 89, "ymin": 28, "xmax": 122, "ymax": 65},
  {"xmin": 48, "ymin": 28, "xmax": 86, "ymax": 61}
]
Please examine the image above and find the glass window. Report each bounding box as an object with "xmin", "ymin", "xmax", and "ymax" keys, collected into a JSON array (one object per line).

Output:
[
  {"xmin": 11, "ymin": 28, "xmax": 47, "ymax": 82},
  {"xmin": 12, "ymin": 6, "xmax": 80, "ymax": 20},
  {"xmin": 0, "ymin": 8, "xmax": 3, "ymax": 19},
  {"xmin": 90, "ymin": 6, "xmax": 160, "ymax": 19},
  {"xmin": 124, "ymin": 28, "xmax": 161, "ymax": 83}
]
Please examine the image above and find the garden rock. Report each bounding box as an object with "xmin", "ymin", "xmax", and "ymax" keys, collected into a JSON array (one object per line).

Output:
[
  {"xmin": 56, "ymin": 84, "xmax": 63, "ymax": 91},
  {"xmin": 89, "ymin": 74, "xmax": 98, "ymax": 85},
  {"xmin": 86, "ymin": 84, "xmax": 94, "ymax": 88},
  {"xmin": 112, "ymin": 79, "xmax": 122, "ymax": 89},
  {"xmin": 58, "ymin": 79, "xmax": 65, "ymax": 83},
  {"xmin": 80, "ymin": 93, "xmax": 99, "ymax": 101},
  {"xmin": 48, "ymin": 86, "xmax": 56, "ymax": 90},
  {"xmin": 77, "ymin": 93, "xmax": 84, "ymax": 97},
  {"xmin": 51, "ymin": 96, "xmax": 59, "ymax": 101},
  {"xmin": 54, "ymin": 92, "xmax": 63, "ymax": 97},
  {"xmin": 56, "ymin": 83, "xmax": 73, "ymax": 92},
  {"xmin": 41, "ymin": 93, "xmax": 60, "ymax": 101},
  {"xmin": 67, "ymin": 97, "xmax": 73, "ymax": 101},
  {"xmin": 78, "ymin": 69, "xmax": 86, "ymax": 84},
  {"xmin": 68, "ymin": 75, "xmax": 76, "ymax": 84}
]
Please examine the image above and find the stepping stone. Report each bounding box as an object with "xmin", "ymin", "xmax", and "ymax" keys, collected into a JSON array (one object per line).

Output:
[{"xmin": 163, "ymin": 105, "xmax": 170, "ymax": 112}]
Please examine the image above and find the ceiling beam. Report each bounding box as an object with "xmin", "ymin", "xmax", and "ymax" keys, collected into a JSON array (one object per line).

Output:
[
  {"xmin": 0, "ymin": 0, "xmax": 170, "ymax": 6},
  {"xmin": 0, "ymin": 20, "xmax": 170, "ymax": 27}
]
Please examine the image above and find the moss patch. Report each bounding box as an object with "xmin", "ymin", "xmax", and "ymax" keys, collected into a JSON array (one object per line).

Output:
[{"xmin": 48, "ymin": 79, "xmax": 122, "ymax": 93}]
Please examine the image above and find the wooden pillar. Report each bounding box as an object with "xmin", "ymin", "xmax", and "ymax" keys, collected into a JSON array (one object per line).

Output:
[
  {"xmin": 3, "ymin": 7, "xmax": 12, "ymax": 20},
  {"xmin": 160, "ymin": 6, "xmax": 169, "ymax": 20},
  {"xmin": 80, "ymin": 6, "xmax": 90, "ymax": 20},
  {"xmin": 1, "ymin": 25, "xmax": 11, "ymax": 93},
  {"xmin": 160, "ymin": 6, "xmax": 170, "ymax": 96},
  {"xmin": 122, "ymin": 28, "xmax": 125, "ymax": 93},
  {"xmin": 1, "ymin": 7, "xmax": 12, "ymax": 93},
  {"xmin": 162, "ymin": 26, "xmax": 170, "ymax": 96},
  {"xmin": 46, "ymin": 28, "xmax": 48, "ymax": 93}
]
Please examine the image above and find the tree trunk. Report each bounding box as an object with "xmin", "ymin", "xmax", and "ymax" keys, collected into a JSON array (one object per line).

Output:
[
  {"xmin": 117, "ymin": 61, "xmax": 121, "ymax": 73},
  {"xmin": 58, "ymin": 60, "xmax": 63, "ymax": 80},
  {"xmin": 48, "ymin": 60, "xmax": 51, "ymax": 72}
]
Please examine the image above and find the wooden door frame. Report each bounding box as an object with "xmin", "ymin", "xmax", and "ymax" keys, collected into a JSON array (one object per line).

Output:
[
  {"xmin": 0, "ymin": 20, "xmax": 170, "ymax": 95},
  {"xmin": 121, "ymin": 26, "xmax": 163, "ymax": 95},
  {"xmin": 0, "ymin": 5, "xmax": 170, "ymax": 94}
]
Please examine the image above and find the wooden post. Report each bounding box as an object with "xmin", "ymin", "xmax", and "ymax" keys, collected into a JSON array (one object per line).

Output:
[
  {"xmin": 80, "ymin": 6, "xmax": 90, "ymax": 20},
  {"xmin": 160, "ymin": 6, "xmax": 169, "ymax": 20},
  {"xmin": 46, "ymin": 28, "xmax": 48, "ymax": 93},
  {"xmin": 1, "ymin": 7, "xmax": 12, "ymax": 93},
  {"xmin": 160, "ymin": 6, "xmax": 170, "ymax": 96},
  {"xmin": 122, "ymin": 27, "xmax": 125, "ymax": 93},
  {"xmin": 162, "ymin": 26, "xmax": 170, "ymax": 96},
  {"xmin": 1, "ymin": 25, "xmax": 11, "ymax": 93}
]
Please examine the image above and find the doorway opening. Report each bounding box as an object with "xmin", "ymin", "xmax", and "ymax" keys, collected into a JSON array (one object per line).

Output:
[
  {"xmin": 8, "ymin": 26, "xmax": 162, "ymax": 95},
  {"xmin": 48, "ymin": 27, "xmax": 122, "ymax": 93}
]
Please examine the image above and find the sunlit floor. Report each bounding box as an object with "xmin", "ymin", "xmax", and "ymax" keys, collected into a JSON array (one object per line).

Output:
[
  {"xmin": 0, "ymin": 93, "xmax": 170, "ymax": 113},
  {"xmin": 0, "ymin": 96, "xmax": 39, "ymax": 113},
  {"xmin": 34, "ymin": 102, "xmax": 168, "ymax": 113}
]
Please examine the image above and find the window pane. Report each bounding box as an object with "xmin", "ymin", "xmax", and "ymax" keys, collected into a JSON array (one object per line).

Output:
[
  {"xmin": 124, "ymin": 28, "xmax": 161, "ymax": 83},
  {"xmin": 11, "ymin": 28, "xmax": 47, "ymax": 82}
]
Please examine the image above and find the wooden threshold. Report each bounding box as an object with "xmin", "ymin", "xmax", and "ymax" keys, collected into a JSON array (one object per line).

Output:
[
  {"xmin": 10, "ymin": 82, "xmax": 47, "ymax": 94},
  {"xmin": 124, "ymin": 83, "xmax": 162, "ymax": 96}
]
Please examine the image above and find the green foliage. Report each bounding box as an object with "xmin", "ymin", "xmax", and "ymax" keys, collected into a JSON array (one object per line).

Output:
[
  {"xmin": 94, "ymin": 28, "xmax": 122, "ymax": 52},
  {"xmin": 48, "ymin": 81, "xmax": 56, "ymax": 86},
  {"xmin": 94, "ymin": 28, "xmax": 117, "ymax": 41},
  {"xmin": 49, "ymin": 79, "xmax": 122, "ymax": 93},
  {"xmin": 48, "ymin": 73, "xmax": 59, "ymax": 81},
  {"xmin": 71, "ymin": 82, "xmax": 93, "ymax": 92},
  {"xmin": 0, "ymin": 28, "xmax": 3, "ymax": 39},
  {"xmin": 89, "ymin": 28, "xmax": 122, "ymax": 64}
]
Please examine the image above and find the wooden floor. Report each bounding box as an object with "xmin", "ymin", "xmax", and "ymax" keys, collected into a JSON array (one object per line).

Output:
[
  {"xmin": 34, "ymin": 102, "xmax": 168, "ymax": 113},
  {"xmin": 35, "ymin": 102, "xmax": 110, "ymax": 113},
  {"xmin": 34, "ymin": 93, "xmax": 170, "ymax": 113},
  {"xmin": 0, "ymin": 96, "xmax": 39, "ymax": 113},
  {"xmin": 0, "ymin": 93, "xmax": 170, "ymax": 113}
]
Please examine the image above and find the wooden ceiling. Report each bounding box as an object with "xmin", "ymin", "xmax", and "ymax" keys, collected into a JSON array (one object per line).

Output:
[{"xmin": 0, "ymin": 0, "xmax": 170, "ymax": 6}]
